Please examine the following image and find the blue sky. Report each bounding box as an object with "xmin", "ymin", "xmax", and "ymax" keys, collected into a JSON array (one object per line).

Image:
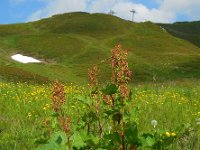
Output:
[
  {"xmin": 0, "ymin": 0, "xmax": 45, "ymax": 24},
  {"xmin": 0, "ymin": 0, "xmax": 199, "ymax": 24}
]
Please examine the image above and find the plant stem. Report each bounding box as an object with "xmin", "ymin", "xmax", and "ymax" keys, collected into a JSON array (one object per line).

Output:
[
  {"xmin": 96, "ymin": 98, "xmax": 103, "ymax": 140},
  {"xmin": 111, "ymin": 95, "xmax": 115, "ymax": 108},
  {"xmin": 67, "ymin": 136, "xmax": 70, "ymax": 150},
  {"xmin": 87, "ymin": 122, "xmax": 90, "ymax": 134},
  {"xmin": 121, "ymin": 109, "xmax": 125, "ymax": 150}
]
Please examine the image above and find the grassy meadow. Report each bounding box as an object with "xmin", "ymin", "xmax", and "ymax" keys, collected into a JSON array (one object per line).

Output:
[{"xmin": 0, "ymin": 81, "xmax": 200, "ymax": 149}]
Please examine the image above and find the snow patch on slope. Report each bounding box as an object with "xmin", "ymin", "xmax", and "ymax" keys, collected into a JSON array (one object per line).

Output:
[{"xmin": 11, "ymin": 54, "xmax": 41, "ymax": 64}]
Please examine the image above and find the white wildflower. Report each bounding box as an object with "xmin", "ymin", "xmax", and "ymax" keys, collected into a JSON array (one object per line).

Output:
[{"xmin": 151, "ymin": 120, "xmax": 158, "ymax": 128}]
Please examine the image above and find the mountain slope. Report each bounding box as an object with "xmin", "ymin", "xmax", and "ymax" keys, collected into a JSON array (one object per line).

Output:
[
  {"xmin": 160, "ymin": 21, "xmax": 200, "ymax": 48},
  {"xmin": 0, "ymin": 12, "xmax": 200, "ymax": 84}
]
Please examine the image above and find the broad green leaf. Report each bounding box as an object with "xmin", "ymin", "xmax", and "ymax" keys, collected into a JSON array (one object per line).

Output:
[
  {"xmin": 101, "ymin": 84, "xmax": 118, "ymax": 95},
  {"xmin": 71, "ymin": 132, "xmax": 85, "ymax": 149},
  {"xmin": 36, "ymin": 131, "xmax": 67, "ymax": 150},
  {"xmin": 146, "ymin": 136, "xmax": 156, "ymax": 147},
  {"xmin": 139, "ymin": 133, "xmax": 155, "ymax": 148},
  {"xmin": 125, "ymin": 122, "xmax": 138, "ymax": 145}
]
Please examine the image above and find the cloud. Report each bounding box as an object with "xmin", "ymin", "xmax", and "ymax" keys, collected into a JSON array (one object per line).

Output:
[
  {"xmin": 28, "ymin": 0, "xmax": 89, "ymax": 21},
  {"xmin": 89, "ymin": 0, "xmax": 117, "ymax": 13},
  {"xmin": 27, "ymin": 0, "xmax": 200, "ymax": 23},
  {"xmin": 160, "ymin": 0, "xmax": 200, "ymax": 21}
]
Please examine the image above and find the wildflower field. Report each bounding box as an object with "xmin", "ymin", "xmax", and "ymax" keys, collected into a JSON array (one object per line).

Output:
[
  {"xmin": 0, "ymin": 81, "xmax": 200, "ymax": 149},
  {"xmin": 1, "ymin": 45, "xmax": 200, "ymax": 150}
]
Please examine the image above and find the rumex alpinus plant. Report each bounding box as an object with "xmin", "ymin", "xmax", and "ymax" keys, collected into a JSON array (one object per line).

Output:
[
  {"xmin": 100, "ymin": 44, "xmax": 135, "ymax": 149},
  {"xmin": 88, "ymin": 64, "xmax": 103, "ymax": 140},
  {"xmin": 52, "ymin": 81, "xmax": 71, "ymax": 149},
  {"xmin": 111, "ymin": 45, "xmax": 132, "ymax": 150}
]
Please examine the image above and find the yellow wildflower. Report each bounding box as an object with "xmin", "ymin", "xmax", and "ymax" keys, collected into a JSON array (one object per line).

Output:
[
  {"xmin": 171, "ymin": 133, "xmax": 176, "ymax": 137},
  {"xmin": 165, "ymin": 132, "xmax": 170, "ymax": 137}
]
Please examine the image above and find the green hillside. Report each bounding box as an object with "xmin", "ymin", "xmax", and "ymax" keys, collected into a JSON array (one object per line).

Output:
[
  {"xmin": 160, "ymin": 21, "xmax": 200, "ymax": 48},
  {"xmin": 0, "ymin": 12, "xmax": 200, "ymax": 84}
]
